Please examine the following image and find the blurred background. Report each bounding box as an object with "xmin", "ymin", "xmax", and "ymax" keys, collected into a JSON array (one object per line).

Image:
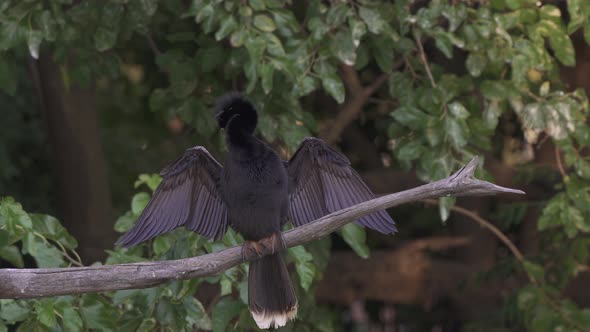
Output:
[{"xmin": 2, "ymin": 0, "xmax": 590, "ymax": 331}]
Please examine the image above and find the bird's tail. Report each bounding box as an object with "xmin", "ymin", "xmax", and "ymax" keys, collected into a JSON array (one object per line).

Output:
[{"xmin": 248, "ymin": 253, "xmax": 298, "ymax": 329}]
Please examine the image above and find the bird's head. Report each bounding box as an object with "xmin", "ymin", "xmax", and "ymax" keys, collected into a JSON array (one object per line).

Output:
[{"xmin": 215, "ymin": 93, "xmax": 258, "ymax": 134}]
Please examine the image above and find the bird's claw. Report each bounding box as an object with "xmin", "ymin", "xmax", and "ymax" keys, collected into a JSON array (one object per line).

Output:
[
  {"xmin": 242, "ymin": 240, "xmax": 264, "ymax": 261},
  {"xmin": 242, "ymin": 233, "xmax": 285, "ymax": 261}
]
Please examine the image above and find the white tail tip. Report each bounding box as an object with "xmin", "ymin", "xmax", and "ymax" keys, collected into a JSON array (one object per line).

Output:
[{"xmin": 251, "ymin": 306, "xmax": 298, "ymax": 329}]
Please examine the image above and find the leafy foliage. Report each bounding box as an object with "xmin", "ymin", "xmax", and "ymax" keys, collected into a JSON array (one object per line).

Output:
[
  {"xmin": 2, "ymin": 0, "xmax": 590, "ymax": 330},
  {"xmin": 0, "ymin": 174, "xmax": 338, "ymax": 331}
]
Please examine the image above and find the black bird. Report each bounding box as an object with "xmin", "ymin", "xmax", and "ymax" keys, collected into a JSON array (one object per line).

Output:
[{"xmin": 116, "ymin": 93, "xmax": 396, "ymax": 329}]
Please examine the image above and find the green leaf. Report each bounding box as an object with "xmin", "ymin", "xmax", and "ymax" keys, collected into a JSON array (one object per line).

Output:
[
  {"xmin": 321, "ymin": 73, "xmax": 345, "ymax": 104},
  {"xmin": 131, "ymin": 192, "xmax": 150, "ymax": 215},
  {"xmin": 445, "ymin": 117, "xmax": 469, "ymax": 148},
  {"xmin": 153, "ymin": 236, "xmax": 172, "ymax": 255},
  {"xmin": 26, "ymin": 30, "xmax": 42, "ymax": 59},
  {"xmin": 295, "ymin": 260, "xmax": 316, "ymax": 290},
  {"xmin": 388, "ymin": 72, "xmax": 413, "ymax": 98},
  {"xmin": 538, "ymin": 193, "xmax": 565, "ymax": 230},
  {"xmin": 134, "ymin": 174, "xmax": 162, "ymax": 192},
  {"xmin": 215, "ymin": 16, "xmax": 238, "ymax": 41},
  {"xmin": 396, "ymin": 139, "xmax": 425, "ymax": 161},
  {"xmin": 523, "ymin": 261, "xmax": 545, "ymax": 283},
  {"xmin": 359, "ymin": 7, "xmax": 386, "ymax": 34},
  {"xmin": 259, "ymin": 63, "xmax": 274, "ymax": 94},
  {"xmin": 253, "ymin": 15, "xmax": 276, "ymax": 32},
  {"xmin": 369, "ymin": 35, "xmax": 393, "ymax": 72},
  {"xmin": 327, "ymin": 4, "xmax": 350, "ymax": 27},
  {"xmin": 249, "ymin": 0, "xmax": 265, "ymax": 10},
  {"xmin": 184, "ymin": 297, "xmax": 211, "ymax": 330},
  {"xmin": 442, "ymin": 5, "xmax": 467, "ymax": 32},
  {"xmin": 35, "ymin": 300, "xmax": 57, "ymax": 328},
  {"xmin": 220, "ymin": 275, "xmax": 233, "ymax": 296},
  {"xmin": 392, "ymin": 106, "xmax": 428, "ymax": 128},
  {"xmin": 30, "ymin": 214, "xmax": 78, "ymax": 249},
  {"xmin": 288, "ymin": 245, "xmax": 316, "ymax": 290},
  {"xmin": 22, "ymin": 233, "xmax": 64, "ymax": 268},
  {"xmin": 0, "ymin": 245, "xmax": 23, "ymax": 267},
  {"xmin": 1, "ymin": 197, "xmax": 33, "ymax": 230},
  {"xmin": 330, "ymin": 28, "xmax": 357, "ymax": 65},
  {"xmin": 94, "ymin": 26, "xmax": 117, "ymax": 52},
  {"xmin": 481, "ymin": 80, "xmax": 516, "ymax": 99},
  {"xmin": 289, "ymin": 245, "xmax": 313, "ymax": 263},
  {"xmin": 448, "ymin": 101, "xmax": 470, "ymax": 119},
  {"xmin": 585, "ymin": 22, "xmax": 590, "ymax": 45},
  {"xmin": 466, "ymin": 52, "xmax": 487, "ymax": 77},
  {"xmin": 140, "ymin": 0, "xmax": 158, "ymax": 16},
  {"xmin": 80, "ymin": 295, "xmax": 117, "ymax": 331},
  {"xmin": 211, "ymin": 297, "xmax": 242, "ymax": 332},
  {"xmin": 0, "ymin": 229, "xmax": 8, "ymax": 249},
  {"xmin": 114, "ymin": 212, "xmax": 135, "ymax": 233},
  {"xmin": 518, "ymin": 103, "xmax": 545, "ymax": 130},
  {"xmin": 568, "ymin": 206, "xmax": 588, "ymax": 233},
  {"xmin": 435, "ymin": 32, "xmax": 453, "ymax": 58},
  {"xmin": 483, "ymin": 100, "xmax": 503, "ymax": 129},
  {"xmin": 425, "ymin": 118, "xmax": 443, "ymax": 146},
  {"xmin": 63, "ymin": 307, "xmax": 83, "ymax": 332},
  {"xmin": 263, "ymin": 33, "xmax": 285, "ymax": 57},
  {"xmin": 575, "ymin": 159, "xmax": 590, "ymax": 180},
  {"xmin": 137, "ymin": 318, "xmax": 157, "ymax": 332},
  {"xmin": 0, "ymin": 20, "xmax": 24, "ymax": 51},
  {"xmin": 350, "ymin": 19, "xmax": 366, "ymax": 47},
  {"xmin": 0, "ymin": 300, "xmax": 30, "ymax": 323},
  {"xmin": 506, "ymin": 0, "xmax": 524, "ymax": 10},
  {"xmin": 438, "ymin": 197, "xmax": 456, "ymax": 223},
  {"xmin": 567, "ymin": 0, "xmax": 586, "ymax": 33},
  {"xmin": 547, "ymin": 25, "xmax": 575, "ymax": 66},
  {"xmin": 341, "ymin": 223, "xmax": 370, "ymax": 259}
]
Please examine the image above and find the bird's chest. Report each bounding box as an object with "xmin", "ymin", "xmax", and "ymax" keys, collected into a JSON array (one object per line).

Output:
[
  {"xmin": 221, "ymin": 156, "xmax": 288, "ymax": 239},
  {"xmin": 221, "ymin": 156, "xmax": 287, "ymax": 205}
]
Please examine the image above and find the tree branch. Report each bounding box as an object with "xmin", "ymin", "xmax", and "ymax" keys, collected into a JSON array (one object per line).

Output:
[
  {"xmin": 321, "ymin": 61, "xmax": 403, "ymax": 144},
  {"xmin": 0, "ymin": 157, "xmax": 524, "ymax": 299}
]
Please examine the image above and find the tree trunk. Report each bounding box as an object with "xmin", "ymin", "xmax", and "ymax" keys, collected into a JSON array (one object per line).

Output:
[{"xmin": 33, "ymin": 53, "xmax": 115, "ymax": 263}]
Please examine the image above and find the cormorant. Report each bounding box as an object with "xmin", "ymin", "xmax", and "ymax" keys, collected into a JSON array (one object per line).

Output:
[{"xmin": 116, "ymin": 93, "xmax": 396, "ymax": 329}]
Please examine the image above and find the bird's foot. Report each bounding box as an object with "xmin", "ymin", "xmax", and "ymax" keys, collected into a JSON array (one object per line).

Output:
[
  {"xmin": 242, "ymin": 233, "xmax": 285, "ymax": 261},
  {"xmin": 242, "ymin": 240, "xmax": 264, "ymax": 261},
  {"xmin": 258, "ymin": 232, "xmax": 285, "ymax": 255}
]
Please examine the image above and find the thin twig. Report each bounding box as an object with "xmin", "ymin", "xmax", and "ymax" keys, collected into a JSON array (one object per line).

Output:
[
  {"xmin": 421, "ymin": 199, "xmax": 588, "ymax": 331},
  {"xmin": 555, "ymin": 146, "xmax": 567, "ymax": 178},
  {"xmin": 419, "ymin": 199, "xmax": 524, "ymax": 262},
  {"xmin": 145, "ymin": 34, "xmax": 162, "ymax": 56},
  {"xmin": 414, "ymin": 34, "xmax": 436, "ymax": 88}
]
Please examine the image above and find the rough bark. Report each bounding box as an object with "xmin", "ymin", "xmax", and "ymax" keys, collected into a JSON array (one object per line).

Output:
[{"xmin": 0, "ymin": 157, "xmax": 523, "ymax": 299}]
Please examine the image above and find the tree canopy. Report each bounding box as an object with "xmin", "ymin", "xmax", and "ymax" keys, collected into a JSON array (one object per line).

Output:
[{"xmin": 2, "ymin": 0, "xmax": 590, "ymax": 331}]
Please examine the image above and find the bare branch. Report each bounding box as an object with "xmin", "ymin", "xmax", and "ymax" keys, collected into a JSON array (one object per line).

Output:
[
  {"xmin": 322, "ymin": 61, "xmax": 403, "ymax": 144},
  {"xmin": 0, "ymin": 157, "xmax": 524, "ymax": 299},
  {"xmin": 419, "ymin": 199, "xmax": 524, "ymax": 262},
  {"xmin": 414, "ymin": 33, "xmax": 436, "ymax": 88}
]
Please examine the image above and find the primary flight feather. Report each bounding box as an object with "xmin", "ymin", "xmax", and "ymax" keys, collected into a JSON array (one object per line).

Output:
[{"xmin": 116, "ymin": 93, "xmax": 396, "ymax": 329}]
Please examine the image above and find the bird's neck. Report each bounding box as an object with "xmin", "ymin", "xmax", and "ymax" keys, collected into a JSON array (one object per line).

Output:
[{"xmin": 226, "ymin": 115, "xmax": 256, "ymax": 149}]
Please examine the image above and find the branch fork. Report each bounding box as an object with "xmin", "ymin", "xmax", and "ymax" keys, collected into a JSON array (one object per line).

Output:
[{"xmin": 0, "ymin": 157, "xmax": 524, "ymax": 299}]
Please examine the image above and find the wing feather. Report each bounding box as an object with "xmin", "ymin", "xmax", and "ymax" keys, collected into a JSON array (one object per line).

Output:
[
  {"xmin": 116, "ymin": 147, "xmax": 228, "ymax": 247},
  {"xmin": 286, "ymin": 138, "xmax": 396, "ymax": 234}
]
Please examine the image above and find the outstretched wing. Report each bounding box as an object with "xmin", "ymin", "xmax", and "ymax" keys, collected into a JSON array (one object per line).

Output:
[
  {"xmin": 116, "ymin": 146, "xmax": 228, "ymax": 247},
  {"xmin": 286, "ymin": 138, "xmax": 396, "ymax": 234}
]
